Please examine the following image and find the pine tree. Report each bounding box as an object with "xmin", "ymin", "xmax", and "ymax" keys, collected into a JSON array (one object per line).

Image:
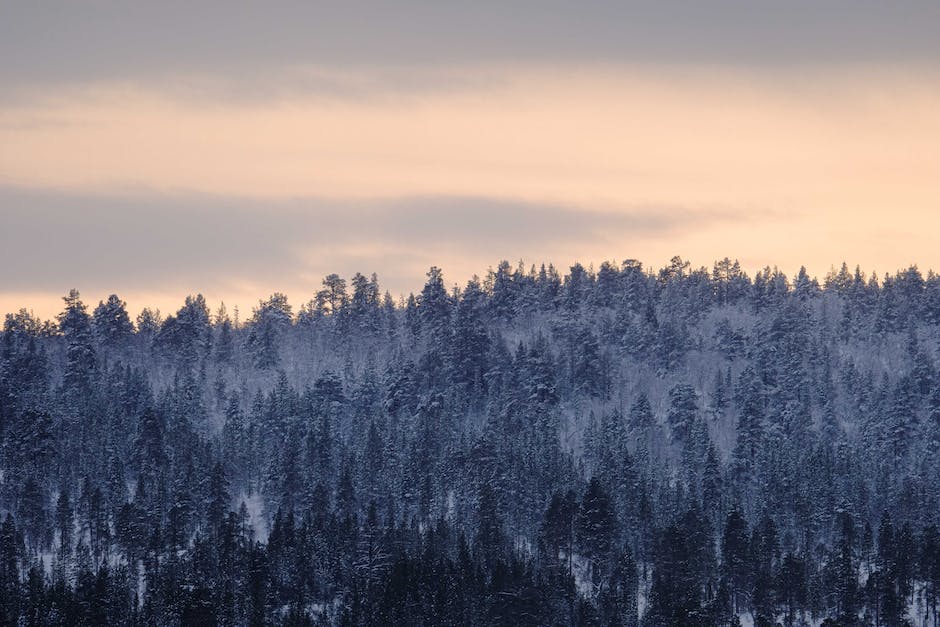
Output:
[
  {"xmin": 58, "ymin": 289, "xmax": 97, "ymax": 399},
  {"xmin": 667, "ymin": 383, "xmax": 698, "ymax": 443},
  {"xmin": 577, "ymin": 477, "xmax": 618, "ymax": 589},
  {"xmin": 541, "ymin": 489, "xmax": 577, "ymax": 573},
  {"xmin": 0, "ymin": 514, "xmax": 21, "ymax": 624},
  {"xmin": 55, "ymin": 489, "xmax": 73, "ymax": 557},
  {"xmin": 475, "ymin": 481, "xmax": 503, "ymax": 570},
  {"xmin": 721, "ymin": 508, "xmax": 750, "ymax": 615},
  {"xmin": 18, "ymin": 477, "xmax": 46, "ymax": 550},
  {"xmin": 92, "ymin": 294, "xmax": 134, "ymax": 350},
  {"xmin": 922, "ymin": 524, "xmax": 940, "ymax": 627},
  {"xmin": 206, "ymin": 461, "xmax": 231, "ymax": 536}
]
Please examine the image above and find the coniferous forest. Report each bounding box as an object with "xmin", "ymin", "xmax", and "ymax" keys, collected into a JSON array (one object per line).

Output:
[{"xmin": 4, "ymin": 257, "xmax": 940, "ymax": 626}]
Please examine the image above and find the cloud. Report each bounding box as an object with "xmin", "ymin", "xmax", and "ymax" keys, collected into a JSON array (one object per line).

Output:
[
  {"xmin": 3, "ymin": 2, "xmax": 940, "ymax": 100},
  {"xmin": 0, "ymin": 186, "xmax": 732, "ymax": 308},
  {"xmin": 4, "ymin": 69, "xmax": 937, "ymax": 211}
]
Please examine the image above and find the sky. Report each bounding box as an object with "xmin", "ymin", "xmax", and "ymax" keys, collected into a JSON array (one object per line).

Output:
[{"xmin": 2, "ymin": 2, "xmax": 940, "ymax": 320}]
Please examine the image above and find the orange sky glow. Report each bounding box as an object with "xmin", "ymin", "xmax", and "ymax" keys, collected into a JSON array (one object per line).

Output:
[{"xmin": 2, "ymin": 5, "xmax": 940, "ymax": 320}]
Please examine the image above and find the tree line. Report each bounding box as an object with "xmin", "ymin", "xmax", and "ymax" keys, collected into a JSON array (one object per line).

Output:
[{"xmin": 2, "ymin": 257, "xmax": 940, "ymax": 625}]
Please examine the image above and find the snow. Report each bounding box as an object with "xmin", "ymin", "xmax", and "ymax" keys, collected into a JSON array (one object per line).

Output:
[
  {"xmin": 446, "ymin": 489, "xmax": 456, "ymax": 519},
  {"xmin": 566, "ymin": 552, "xmax": 594, "ymax": 597},
  {"xmin": 137, "ymin": 562, "xmax": 146, "ymax": 607},
  {"xmin": 38, "ymin": 550, "xmax": 55, "ymax": 576},
  {"xmin": 237, "ymin": 492, "xmax": 268, "ymax": 542}
]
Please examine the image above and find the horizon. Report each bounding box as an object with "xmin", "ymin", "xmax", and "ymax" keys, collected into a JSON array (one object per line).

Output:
[{"xmin": 2, "ymin": 255, "xmax": 929, "ymax": 323}]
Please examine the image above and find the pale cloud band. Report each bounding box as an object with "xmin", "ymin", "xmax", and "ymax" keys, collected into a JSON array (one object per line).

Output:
[
  {"xmin": 3, "ymin": 2, "xmax": 940, "ymax": 97},
  {"xmin": 3, "ymin": 68, "xmax": 937, "ymax": 207},
  {"xmin": 0, "ymin": 185, "xmax": 745, "ymax": 318}
]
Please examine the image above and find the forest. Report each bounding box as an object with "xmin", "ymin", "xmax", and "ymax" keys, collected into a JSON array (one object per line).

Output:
[{"xmin": 2, "ymin": 256, "xmax": 940, "ymax": 626}]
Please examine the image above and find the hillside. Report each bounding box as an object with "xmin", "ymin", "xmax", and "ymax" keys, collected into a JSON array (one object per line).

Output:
[{"xmin": 2, "ymin": 257, "xmax": 940, "ymax": 625}]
